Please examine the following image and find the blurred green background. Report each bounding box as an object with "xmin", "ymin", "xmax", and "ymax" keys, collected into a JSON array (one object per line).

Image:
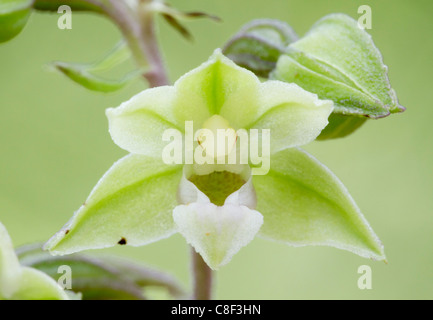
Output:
[{"xmin": 1, "ymin": 0, "xmax": 432, "ymax": 299}]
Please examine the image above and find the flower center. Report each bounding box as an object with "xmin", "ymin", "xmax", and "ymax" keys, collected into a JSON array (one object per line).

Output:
[
  {"xmin": 189, "ymin": 171, "xmax": 246, "ymax": 206},
  {"xmin": 196, "ymin": 115, "xmax": 237, "ymax": 159}
]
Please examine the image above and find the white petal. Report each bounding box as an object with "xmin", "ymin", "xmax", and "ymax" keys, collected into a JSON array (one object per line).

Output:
[{"xmin": 173, "ymin": 203, "xmax": 263, "ymax": 269}]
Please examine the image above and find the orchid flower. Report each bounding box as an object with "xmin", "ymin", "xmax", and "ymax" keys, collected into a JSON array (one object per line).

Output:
[
  {"xmin": 45, "ymin": 50, "xmax": 385, "ymax": 270},
  {"xmin": 0, "ymin": 221, "xmax": 68, "ymax": 300}
]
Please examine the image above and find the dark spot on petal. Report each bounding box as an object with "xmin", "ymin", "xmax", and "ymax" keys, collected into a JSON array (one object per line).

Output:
[
  {"xmin": 65, "ymin": 230, "xmax": 70, "ymax": 235},
  {"xmin": 118, "ymin": 238, "xmax": 127, "ymax": 245}
]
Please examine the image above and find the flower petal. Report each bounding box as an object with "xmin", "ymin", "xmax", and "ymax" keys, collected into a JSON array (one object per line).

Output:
[
  {"xmin": 247, "ymin": 81, "xmax": 333, "ymax": 153},
  {"xmin": 173, "ymin": 203, "xmax": 263, "ymax": 270},
  {"xmin": 175, "ymin": 49, "xmax": 261, "ymax": 129},
  {"xmin": 253, "ymin": 148, "xmax": 385, "ymax": 260},
  {"xmin": 177, "ymin": 163, "xmax": 252, "ymax": 206},
  {"xmin": 106, "ymin": 86, "xmax": 182, "ymax": 156},
  {"xmin": 0, "ymin": 221, "xmax": 22, "ymax": 298},
  {"xmin": 1, "ymin": 222, "xmax": 68, "ymax": 300},
  {"xmin": 10, "ymin": 267, "xmax": 69, "ymax": 300},
  {"xmin": 45, "ymin": 155, "xmax": 182, "ymax": 255}
]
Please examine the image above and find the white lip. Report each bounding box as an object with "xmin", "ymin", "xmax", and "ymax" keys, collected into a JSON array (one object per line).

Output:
[{"xmin": 173, "ymin": 165, "xmax": 262, "ymax": 269}]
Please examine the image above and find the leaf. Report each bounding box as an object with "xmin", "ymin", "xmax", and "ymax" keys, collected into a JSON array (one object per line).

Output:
[
  {"xmin": 253, "ymin": 148, "xmax": 385, "ymax": 261},
  {"xmin": 151, "ymin": 1, "xmax": 220, "ymax": 22},
  {"xmin": 17, "ymin": 244, "xmax": 186, "ymax": 299},
  {"xmin": 0, "ymin": 0, "xmax": 33, "ymax": 43},
  {"xmin": 149, "ymin": 1, "xmax": 220, "ymax": 41},
  {"xmin": 33, "ymin": 0, "xmax": 104, "ymax": 13},
  {"xmin": 223, "ymin": 19, "xmax": 298, "ymax": 77},
  {"xmin": 44, "ymin": 154, "xmax": 183, "ymax": 255},
  {"xmin": 50, "ymin": 41, "xmax": 142, "ymax": 92},
  {"xmin": 271, "ymin": 14, "xmax": 405, "ymax": 139},
  {"xmin": 162, "ymin": 13, "xmax": 192, "ymax": 41}
]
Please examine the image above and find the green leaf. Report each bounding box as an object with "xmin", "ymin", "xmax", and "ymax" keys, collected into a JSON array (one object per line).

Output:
[
  {"xmin": 0, "ymin": 0, "xmax": 33, "ymax": 43},
  {"xmin": 50, "ymin": 41, "xmax": 142, "ymax": 92},
  {"xmin": 253, "ymin": 148, "xmax": 385, "ymax": 261},
  {"xmin": 17, "ymin": 244, "xmax": 186, "ymax": 299},
  {"xmin": 33, "ymin": 0, "xmax": 104, "ymax": 13},
  {"xmin": 223, "ymin": 19, "xmax": 298, "ymax": 77},
  {"xmin": 44, "ymin": 154, "xmax": 183, "ymax": 255},
  {"xmin": 271, "ymin": 14, "xmax": 404, "ymax": 139},
  {"xmin": 149, "ymin": 1, "xmax": 220, "ymax": 41}
]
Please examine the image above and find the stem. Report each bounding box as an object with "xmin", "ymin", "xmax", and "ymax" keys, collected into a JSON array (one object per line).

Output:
[
  {"xmin": 191, "ymin": 248, "xmax": 213, "ymax": 300},
  {"xmin": 105, "ymin": 0, "xmax": 169, "ymax": 87},
  {"xmin": 139, "ymin": 5, "xmax": 170, "ymax": 87}
]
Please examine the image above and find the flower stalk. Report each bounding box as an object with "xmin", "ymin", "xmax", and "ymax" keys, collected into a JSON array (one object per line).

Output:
[
  {"xmin": 192, "ymin": 248, "xmax": 213, "ymax": 300},
  {"xmin": 106, "ymin": 0, "xmax": 169, "ymax": 87}
]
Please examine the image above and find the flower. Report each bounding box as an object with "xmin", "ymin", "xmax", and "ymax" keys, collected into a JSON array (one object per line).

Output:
[
  {"xmin": 45, "ymin": 50, "xmax": 385, "ymax": 270},
  {"xmin": 0, "ymin": 221, "xmax": 68, "ymax": 300}
]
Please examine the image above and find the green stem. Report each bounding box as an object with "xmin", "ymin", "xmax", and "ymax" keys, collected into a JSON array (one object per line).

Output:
[
  {"xmin": 191, "ymin": 248, "xmax": 213, "ymax": 300},
  {"xmin": 105, "ymin": 0, "xmax": 169, "ymax": 87}
]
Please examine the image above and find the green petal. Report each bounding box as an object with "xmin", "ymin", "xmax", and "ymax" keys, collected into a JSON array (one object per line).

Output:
[
  {"xmin": 45, "ymin": 155, "xmax": 182, "ymax": 255},
  {"xmin": 1, "ymin": 222, "xmax": 68, "ymax": 300},
  {"xmin": 10, "ymin": 267, "xmax": 68, "ymax": 300},
  {"xmin": 0, "ymin": 221, "xmax": 22, "ymax": 298},
  {"xmin": 0, "ymin": 0, "xmax": 33, "ymax": 43},
  {"xmin": 247, "ymin": 81, "xmax": 333, "ymax": 153},
  {"xmin": 272, "ymin": 13, "xmax": 404, "ymax": 119},
  {"xmin": 254, "ymin": 148, "xmax": 385, "ymax": 260},
  {"xmin": 107, "ymin": 86, "xmax": 182, "ymax": 156},
  {"xmin": 174, "ymin": 49, "xmax": 261, "ymax": 129}
]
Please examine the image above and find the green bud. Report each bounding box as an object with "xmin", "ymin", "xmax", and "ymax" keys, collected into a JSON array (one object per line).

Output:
[
  {"xmin": 223, "ymin": 19, "xmax": 298, "ymax": 77},
  {"xmin": 271, "ymin": 13, "xmax": 405, "ymax": 139}
]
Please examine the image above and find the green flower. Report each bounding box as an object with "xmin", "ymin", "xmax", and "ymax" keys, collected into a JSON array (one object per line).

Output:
[
  {"xmin": 0, "ymin": 221, "xmax": 68, "ymax": 300},
  {"xmin": 45, "ymin": 50, "xmax": 385, "ymax": 270}
]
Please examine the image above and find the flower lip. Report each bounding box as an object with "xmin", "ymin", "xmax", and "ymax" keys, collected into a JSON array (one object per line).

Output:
[{"xmin": 177, "ymin": 164, "xmax": 256, "ymax": 209}]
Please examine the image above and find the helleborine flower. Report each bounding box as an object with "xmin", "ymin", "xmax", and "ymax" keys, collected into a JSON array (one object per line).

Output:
[
  {"xmin": 0, "ymin": 221, "xmax": 68, "ymax": 300},
  {"xmin": 45, "ymin": 50, "xmax": 385, "ymax": 270}
]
